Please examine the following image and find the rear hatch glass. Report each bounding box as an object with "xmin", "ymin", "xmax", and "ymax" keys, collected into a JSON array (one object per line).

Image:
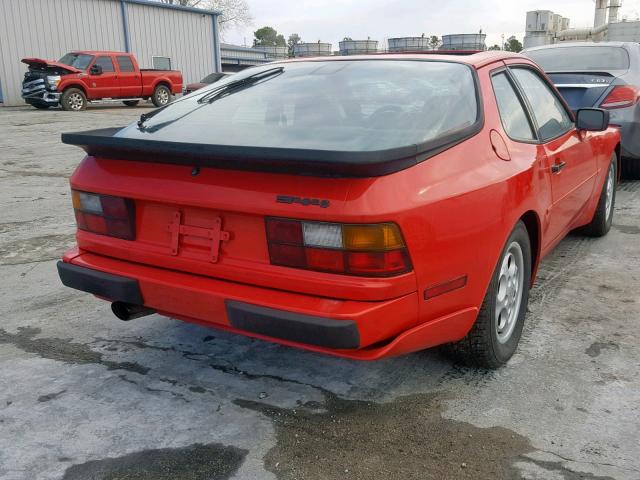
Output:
[
  {"xmin": 116, "ymin": 60, "xmax": 479, "ymax": 154},
  {"xmin": 525, "ymin": 46, "xmax": 630, "ymax": 73}
]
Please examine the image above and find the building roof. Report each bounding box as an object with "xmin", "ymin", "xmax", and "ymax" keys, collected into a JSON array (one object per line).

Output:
[{"xmin": 119, "ymin": 0, "xmax": 221, "ymax": 16}]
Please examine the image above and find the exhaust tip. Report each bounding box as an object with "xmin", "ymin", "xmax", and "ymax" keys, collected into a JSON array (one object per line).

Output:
[{"xmin": 111, "ymin": 302, "xmax": 155, "ymax": 321}]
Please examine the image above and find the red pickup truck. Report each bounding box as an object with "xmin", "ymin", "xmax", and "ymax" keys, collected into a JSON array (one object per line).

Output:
[{"xmin": 21, "ymin": 51, "xmax": 183, "ymax": 111}]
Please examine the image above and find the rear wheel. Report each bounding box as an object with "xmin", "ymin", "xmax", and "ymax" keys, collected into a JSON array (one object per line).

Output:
[
  {"xmin": 151, "ymin": 85, "xmax": 171, "ymax": 107},
  {"xmin": 123, "ymin": 100, "xmax": 140, "ymax": 107},
  {"xmin": 60, "ymin": 88, "xmax": 87, "ymax": 111},
  {"xmin": 447, "ymin": 221, "xmax": 532, "ymax": 368},
  {"xmin": 579, "ymin": 153, "xmax": 617, "ymax": 237},
  {"xmin": 621, "ymin": 157, "xmax": 640, "ymax": 180}
]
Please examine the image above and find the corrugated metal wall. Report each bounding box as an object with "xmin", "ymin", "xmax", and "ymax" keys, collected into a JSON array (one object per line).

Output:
[
  {"xmin": 0, "ymin": 0, "xmax": 219, "ymax": 106},
  {"xmin": 0, "ymin": 0, "xmax": 125, "ymax": 106},
  {"xmin": 126, "ymin": 3, "xmax": 215, "ymax": 85}
]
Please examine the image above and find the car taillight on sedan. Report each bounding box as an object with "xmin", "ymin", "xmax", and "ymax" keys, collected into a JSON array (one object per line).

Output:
[
  {"xmin": 265, "ymin": 218, "xmax": 412, "ymax": 277},
  {"xmin": 600, "ymin": 85, "xmax": 640, "ymax": 109},
  {"xmin": 71, "ymin": 190, "xmax": 135, "ymax": 240}
]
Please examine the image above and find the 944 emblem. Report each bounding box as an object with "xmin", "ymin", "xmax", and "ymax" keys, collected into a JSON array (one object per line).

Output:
[{"xmin": 276, "ymin": 195, "xmax": 330, "ymax": 208}]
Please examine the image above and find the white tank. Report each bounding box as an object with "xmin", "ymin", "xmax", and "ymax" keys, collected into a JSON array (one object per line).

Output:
[
  {"xmin": 387, "ymin": 37, "xmax": 430, "ymax": 52},
  {"xmin": 338, "ymin": 39, "xmax": 378, "ymax": 55},
  {"xmin": 292, "ymin": 42, "xmax": 332, "ymax": 57},
  {"xmin": 441, "ymin": 33, "xmax": 487, "ymax": 51}
]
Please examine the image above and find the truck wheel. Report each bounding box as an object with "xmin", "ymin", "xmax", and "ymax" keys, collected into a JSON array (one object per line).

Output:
[
  {"xmin": 621, "ymin": 157, "xmax": 640, "ymax": 179},
  {"xmin": 579, "ymin": 153, "xmax": 617, "ymax": 237},
  {"xmin": 123, "ymin": 100, "xmax": 140, "ymax": 107},
  {"xmin": 61, "ymin": 88, "xmax": 87, "ymax": 111},
  {"xmin": 152, "ymin": 85, "xmax": 171, "ymax": 107},
  {"xmin": 446, "ymin": 221, "xmax": 532, "ymax": 368}
]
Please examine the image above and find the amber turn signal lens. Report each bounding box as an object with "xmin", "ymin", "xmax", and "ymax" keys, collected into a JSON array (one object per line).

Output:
[
  {"xmin": 71, "ymin": 190, "xmax": 82, "ymax": 210},
  {"xmin": 343, "ymin": 223, "xmax": 404, "ymax": 251}
]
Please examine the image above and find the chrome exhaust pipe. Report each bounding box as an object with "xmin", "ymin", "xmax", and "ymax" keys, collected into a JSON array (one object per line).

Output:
[{"xmin": 111, "ymin": 302, "xmax": 155, "ymax": 321}]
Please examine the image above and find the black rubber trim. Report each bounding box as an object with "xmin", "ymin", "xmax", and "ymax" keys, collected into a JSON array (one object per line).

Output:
[
  {"xmin": 226, "ymin": 300, "xmax": 360, "ymax": 349},
  {"xmin": 57, "ymin": 261, "xmax": 143, "ymax": 304}
]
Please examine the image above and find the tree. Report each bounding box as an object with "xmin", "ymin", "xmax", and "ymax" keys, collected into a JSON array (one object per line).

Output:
[
  {"xmin": 428, "ymin": 35, "xmax": 441, "ymax": 50},
  {"xmin": 488, "ymin": 44, "xmax": 502, "ymax": 51},
  {"xmin": 503, "ymin": 36, "xmax": 523, "ymax": 53},
  {"xmin": 254, "ymin": 26, "xmax": 286, "ymax": 47},
  {"xmin": 155, "ymin": 0, "xmax": 252, "ymax": 34},
  {"xmin": 287, "ymin": 33, "xmax": 301, "ymax": 56}
]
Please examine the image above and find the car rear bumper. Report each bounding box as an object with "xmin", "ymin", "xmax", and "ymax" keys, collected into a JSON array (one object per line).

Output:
[{"xmin": 58, "ymin": 249, "xmax": 478, "ymax": 360}]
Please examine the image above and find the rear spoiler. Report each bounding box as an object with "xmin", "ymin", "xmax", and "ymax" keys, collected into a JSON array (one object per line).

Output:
[{"xmin": 61, "ymin": 125, "xmax": 479, "ymax": 178}]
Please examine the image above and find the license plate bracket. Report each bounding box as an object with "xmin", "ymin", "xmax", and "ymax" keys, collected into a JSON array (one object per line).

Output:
[{"xmin": 167, "ymin": 211, "xmax": 230, "ymax": 263}]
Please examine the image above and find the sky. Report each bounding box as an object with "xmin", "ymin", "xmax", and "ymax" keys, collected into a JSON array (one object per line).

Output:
[{"xmin": 223, "ymin": 0, "xmax": 640, "ymax": 49}]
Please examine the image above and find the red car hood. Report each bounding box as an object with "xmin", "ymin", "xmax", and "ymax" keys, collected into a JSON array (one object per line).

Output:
[{"xmin": 21, "ymin": 57, "xmax": 82, "ymax": 73}]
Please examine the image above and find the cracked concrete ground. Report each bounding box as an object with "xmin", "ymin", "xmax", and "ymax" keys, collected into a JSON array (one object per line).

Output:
[{"xmin": 0, "ymin": 105, "xmax": 639, "ymax": 480}]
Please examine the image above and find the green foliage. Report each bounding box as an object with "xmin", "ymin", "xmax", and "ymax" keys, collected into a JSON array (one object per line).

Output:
[
  {"xmin": 254, "ymin": 26, "xmax": 286, "ymax": 47},
  {"xmin": 504, "ymin": 36, "xmax": 523, "ymax": 53}
]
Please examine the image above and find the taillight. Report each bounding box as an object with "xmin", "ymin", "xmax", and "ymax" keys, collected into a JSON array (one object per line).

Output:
[
  {"xmin": 600, "ymin": 85, "xmax": 640, "ymax": 109},
  {"xmin": 71, "ymin": 190, "xmax": 135, "ymax": 240},
  {"xmin": 265, "ymin": 218, "xmax": 412, "ymax": 277}
]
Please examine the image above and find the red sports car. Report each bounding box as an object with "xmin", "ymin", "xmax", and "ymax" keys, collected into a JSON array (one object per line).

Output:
[{"xmin": 58, "ymin": 52, "xmax": 620, "ymax": 367}]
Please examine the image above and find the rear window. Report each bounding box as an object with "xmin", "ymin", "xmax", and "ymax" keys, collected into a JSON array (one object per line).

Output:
[
  {"xmin": 117, "ymin": 60, "xmax": 480, "ymax": 153},
  {"xmin": 116, "ymin": 56, "xmax": 135, "ymax": 72},
  {"xmin": 526, "ymin": 46, "xmax": 630, "ymax": 72}
]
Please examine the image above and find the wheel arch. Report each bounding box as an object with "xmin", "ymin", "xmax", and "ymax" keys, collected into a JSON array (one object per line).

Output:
[
  {"xmin": 519, "ymin": 210, "xmax": 541, "ymax": 285},
  {"xmin": 61, "ymin": 84, "xmax": 88, "ymax": 96},
  {"xmin": 614, "ymin": 142, "xmax": 622, "ymax": 181}
]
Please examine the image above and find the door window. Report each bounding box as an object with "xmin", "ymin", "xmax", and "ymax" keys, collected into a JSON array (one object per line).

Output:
[
  {"xmin": 116, "ymin": 56, "xmax": 135, "ymax": 72},
  {"xmin": 511, "ymin": 68, "xmax": 573, "ymax": 141},
  {"xmin": 491, "ymin": 72, "xmax": 535, "ymax": 141},
  {"xmin": 94, "ymin": 56, "xmax": 115, "ymax": 73}
]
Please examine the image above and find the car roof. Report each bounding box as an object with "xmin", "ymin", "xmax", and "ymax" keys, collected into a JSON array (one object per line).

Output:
[
  {"xmin": 274, "ymin": 51, "xmax": 526, "ymax": 69},
  {"xmin": 71, "ymin": 51, "xmax": 129, "ymax": 55},
  {"xmin": 524, "ymin": 41, "xmax": 633, "ymax": 52}
]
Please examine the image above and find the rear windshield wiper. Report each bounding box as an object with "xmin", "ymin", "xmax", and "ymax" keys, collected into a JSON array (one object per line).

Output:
[
  {"xmin": 136, "ymin": 66, "xmax": 284, "ymax": 131},
  {"xmin": 197, "ymin": 66, "xmax": 284, "ymax": 105}
]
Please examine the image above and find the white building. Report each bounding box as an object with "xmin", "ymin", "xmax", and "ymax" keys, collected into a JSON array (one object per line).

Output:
[{"xmin": 0, "ymin": 0, "xmax": 222, "ymax": 106}]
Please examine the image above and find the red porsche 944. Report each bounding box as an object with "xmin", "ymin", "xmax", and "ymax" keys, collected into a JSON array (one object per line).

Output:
[{"xmin": 58, "ymin": 52, "xmax": 620, "ymax": 367}]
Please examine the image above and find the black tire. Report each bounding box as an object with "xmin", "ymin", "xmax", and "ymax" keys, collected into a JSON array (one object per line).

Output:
[
  {"xmin": 60, "ymin": 88, "xmax": 87, "ymax": 111},
  {"xmin": 621, "ymin": 156, "xmax": 640, "ymax": 180},
  {"xmin": 446, "ymin": 221, "xmax": 532, "ymax": 368},
  {"xmin": 123, "ymin": 100, "xmax": 140, "ymax": 107},
  {"xmin": 151, "ymin": 85, "xmax": 171, "ymax": 107},
  {"xmin": 579, "ymin": 152, "xmax": 617, "ymax": 237}
]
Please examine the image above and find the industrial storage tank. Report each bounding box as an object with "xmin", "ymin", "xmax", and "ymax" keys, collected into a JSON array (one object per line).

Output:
[
  {"xmin": 387, "ymin": 37, "xmax": 430, "ymax": 52},
  {"xmin": 252, "ymin": 45, "xmax": 288, "ymax": 59},
  {"xmin": 338, "ymin": 39, "xmax": 378, "ymax": 55},
  {"xmin": 441, "ymin": 33, "xmax": 487, "ymax": 51},
  {"xmin": 292, "ymin": 42, "xmax": 332, "ymax": 57}
]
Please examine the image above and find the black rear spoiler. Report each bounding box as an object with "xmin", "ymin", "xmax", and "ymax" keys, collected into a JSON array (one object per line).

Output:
[{"xmin": 61, "ymin": 125, "xmax": 479, "ymax": 178}]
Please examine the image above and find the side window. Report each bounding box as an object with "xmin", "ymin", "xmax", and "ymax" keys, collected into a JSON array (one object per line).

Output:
[
  {"xmin": 152, "ymin": 56, "xmax": 171, "ymax": 70},
  {"xmin": 94, "ymin": 56, "xmax": 115, "ymax": 73},
  {"xmin": 491, "ymin": 72, "xmax": 535, "ymax": 141},
  {"xmin": 511, "ymin": 68, "xmax": 573, "ymax": 141},
  {"xmin": 116, "ymin": 56, "xmax": 135, "ymax": 72}
]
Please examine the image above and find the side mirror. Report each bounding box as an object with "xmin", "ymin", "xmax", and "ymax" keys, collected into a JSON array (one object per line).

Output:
[
  {"xmin": 576, "ymin": 108, "xmax": 609, "ymax": 132},
  {"xmin": 90, "ymin": 64, "xmax": 103, "ymax": 75}
]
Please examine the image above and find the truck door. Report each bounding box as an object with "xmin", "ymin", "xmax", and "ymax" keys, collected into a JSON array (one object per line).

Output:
[
  {"xmin": 87, "ymin": 56, "xmax": 119, "ymax": 99},
  {"xmin": 509, "ymin": 66, "xmax": 598, "ymax": 246},
  {"xmin": 115, "ymin": 55, "xmax": 141, "ymax": 98}
]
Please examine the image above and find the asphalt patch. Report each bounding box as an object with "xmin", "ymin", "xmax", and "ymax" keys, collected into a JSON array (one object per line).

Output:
[
  {"xmin": 236, "ymin": 392, "xmax": 534, "ymax": 480},
  {"xmin": 61, "ymin": 443, "xmax": 247, "ymax": 480},
  {"xmin": 0, "ymin": 327, "xmax": 149, "ymax": 374}
]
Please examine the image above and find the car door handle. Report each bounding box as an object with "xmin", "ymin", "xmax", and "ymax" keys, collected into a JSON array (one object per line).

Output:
[{"xmin": 551, "ymin": 161, "xmax": 566, "ymax": 174}]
